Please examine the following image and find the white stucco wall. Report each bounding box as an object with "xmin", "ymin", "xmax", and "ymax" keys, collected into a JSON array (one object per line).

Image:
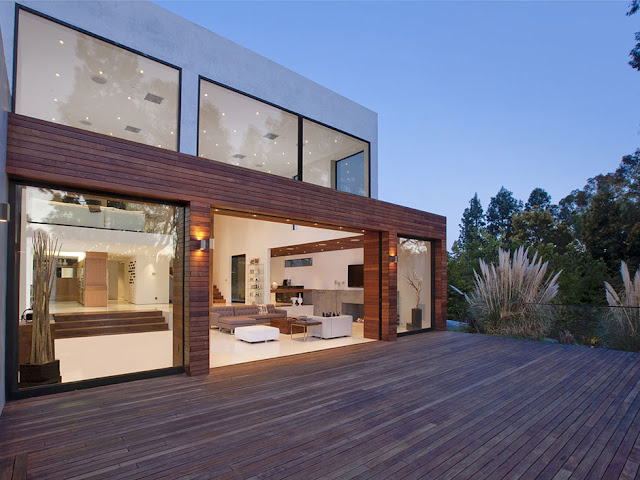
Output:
[{"xmin": 0, "ymin": 0, "xmax": 379, "ymax": 197}]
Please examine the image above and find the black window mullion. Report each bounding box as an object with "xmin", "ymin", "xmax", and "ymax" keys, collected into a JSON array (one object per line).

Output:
[{"xmin": 297, "ymin": 116, "xmax": 303, "ymax": 182}]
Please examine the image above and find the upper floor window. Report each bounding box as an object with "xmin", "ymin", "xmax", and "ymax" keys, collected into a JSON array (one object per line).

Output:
[
  {"xmin": 302, "ymin": 119, "xmax": 369, "ymax": 196},
  {"xmin": 198, "ymin": 78, "xmax": 370, "ymax": 197},
  {"xmin": 15, "ymin": 10, "xmax": 180, "ymax": 150}
]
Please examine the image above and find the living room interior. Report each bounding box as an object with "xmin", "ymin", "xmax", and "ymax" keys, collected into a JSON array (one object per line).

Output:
[
  {"xmin": 17, "ymin": 186, "xmax": 178, "ymax": 386},
  {"xmin": 209, "ymin": 212, "xmax": 374, "ymax": 368}
]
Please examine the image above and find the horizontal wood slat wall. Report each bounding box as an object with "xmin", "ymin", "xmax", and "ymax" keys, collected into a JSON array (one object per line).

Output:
[{"xmin": 6, "ymin": 114, "xmax": 448, "ymax": 359}]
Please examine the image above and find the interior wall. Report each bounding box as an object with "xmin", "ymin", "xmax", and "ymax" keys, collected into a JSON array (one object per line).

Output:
[
  {"xmin": 107, "ymin": 260, "xmax": 119, "ymax": 300},
  {"xmin": 270, "ymin": 249, "xmax": 363, "ymax": 291},
  {"xmin": 212, "ymin": 214, "xmax": 357, "ymax": 304},
  {"xmin": 133, "ymin": 255, "xmax": 170, "ymax": 305}
]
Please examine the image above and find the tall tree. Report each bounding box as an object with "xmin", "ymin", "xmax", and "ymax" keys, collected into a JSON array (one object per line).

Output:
[
  {"xmin": 525, "ymin": 187, "xmax": 552, "ymax": 211},
  {"xmin": 629, "ymin": 1, "xmax": 640, "ymax": 70},
  {"xmin": 486, "ymin": 187, "xmax": 523, "ymax": 243},
  {"xmin": 458, "ymin": 193, "xmax": 485, "ymax": 247}
]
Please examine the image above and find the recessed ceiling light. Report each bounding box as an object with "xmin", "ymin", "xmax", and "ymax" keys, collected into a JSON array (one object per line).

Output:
[
  {"xmin": 305, "ymin": 140, "xmax": 308, "ymax": 144},
  {"xmin": 140, "ymin": 69, "xmax": 144, "ymax": 74},
  {"xmin": 215, "ymin": 143, "xmax": 218, "ymax": 146},
  {"xmin": 286, "ymin": 247, "xmax": 294, "ymax": 250},
  {"xmin": 200, "ymin": 154, "xmax": 204, "ymax": 157},
  {"xmin": 254, "ymin": 153, "xmax": 256, "ymax": 156},
  {"xmin": 268, "ymin": 170, "xmax": 271, "ymax": 173},
  {"xmin": 256, "ymin": 111, "xmax": 259, "ymax": 115},
  {"xmin": 282, "ymin": 152, "xmax": 285, "ymax": 155},
  {"xmin": 158, "ymin": 144, "xmax": 162, "ymax": 147},
  {"xmin": 170, "ymin": 131, "xmax": 174, "ymax": 135},
  {"xmin": 59, "ymin": 40, "xmax": 64, "ymax": 44},
  {"xmin": 253, "ymin": 214, "xmax": 257, "ymax": 217},
  {"xmin": 286, "ymin": 219, "xmax": 290, "ymax": 221},
  {"xmin": 53, "ymin": 98, "xmax": 58, "ymax": 102},
  {"xmin": 262, "ymin": 162, "xmax": 265, "ymax": 165},
  {"xmin": 117, "ymin": 116, "xmax": 121, "ymax": 120},
  {"xmin": 203, "ymin": 130, "xmax": 206, "ymax": 133},
  {"xmin": 308, "ymin": 152, "xmax": 312, "ymax": 155},
  {"xmin": 204, "ymin": 93, "xmax": 208, "ymax": 97},
  {"xmin": 51, "ymin": 117, "xmax": 55, "ymax": 121},
  {"xmin": 127, "ymin": 96, "xmax": 132, "ymax": 100},
  {"xmin": 55, "ymin": 73, "xmax": 60, "ymax": 77},
  {"xmin": 215, "ymin": 209, "xmax": 219, "ymax": 212},
  {"xmin": 318, "ymin": 243, "xmax": 327, "ymax": 246},
  {"xmin": 233, "ymin": 129, "xmax": 237, "ymax": 133},
  {"xmin": 335, "ymin": 139, "xmax": 338, "ymax": 143},
  {"xmin": 350, "ymin": 238, "xmax": 359, "ymax": 242},
  {"xmin": 222, "ymin": 112, "xmax": 225, "ymax": 116},
  {"xmin": 314, "ymin": 223, "xmax": 318, "ymax": 225},
  {"xmin": 85, "ymin": 116, "xmax": 89, "ymax": 120},
  {"xmin": 287, "ymin": 161, "xmax": 290, "ymax": 165}
]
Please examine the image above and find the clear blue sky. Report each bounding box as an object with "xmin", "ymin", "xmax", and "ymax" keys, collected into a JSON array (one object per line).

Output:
[{"xmin": 156, "ymin": 0, "xmax": 639, "ymax": 249}]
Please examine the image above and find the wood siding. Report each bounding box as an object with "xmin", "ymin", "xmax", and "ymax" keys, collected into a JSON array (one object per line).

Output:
[{"xmin": 6, "ymin": 113, "xmax": 447, "ymax": 370}]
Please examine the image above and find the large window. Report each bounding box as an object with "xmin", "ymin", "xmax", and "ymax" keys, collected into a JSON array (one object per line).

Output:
[
  {"xmin": 397, "ymin": 237, "xmax": 432, "ymax": 334},
  {"xmin": 16, "ymin": 186, "xmax": 183, "ymax": 389},
  {"xmin": 198, "ymin": 79, "xmax": 370, "ymax": 196},
  {"xmin": 199, "ymin": 81, "xmax": 298, "ymax": 178},
  {"xmin": 303, "ymin": 119, "xmax": 369, "ymax": 196},
  {"xmin": 15, "ymin": 9, "xmax": 180, "ymax": 150}
]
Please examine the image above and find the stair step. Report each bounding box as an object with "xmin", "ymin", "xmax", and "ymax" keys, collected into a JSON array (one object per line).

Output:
[
  {"xmin": 212, "ymin": 298, "xmax": 226, "ymax": 303},
  {"xmin": 54, "ymin": 316, "xmax": 166, "ymax": 329},
  {"xmin": 53, "ymin": 310, "xmax": 161, "ymax": 322},
  {"xmin": 55, "ymin": 323, "xmax": 169, "ymax": 339}
]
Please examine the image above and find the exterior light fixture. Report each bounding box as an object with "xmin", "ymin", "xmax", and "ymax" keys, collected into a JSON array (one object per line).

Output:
[
  {"xmin": 199, "ymin": 239, "xmax": 207, "ymax": 250},
  {"xmin": 209, "ymin": 238, "xmax": 215, "ymax": 250},
  {"xmin": 0, "ymin": 203, "xmax": 9, "ymax": 222},
  {"xmin": 389, "ymin": 255, "xmax": 398, "ymax": 263}
]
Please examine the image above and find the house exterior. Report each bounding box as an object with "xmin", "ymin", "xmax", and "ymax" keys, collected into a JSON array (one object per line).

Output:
[{"xmin": 0, "ymin": 1, "xmax": 446, "ymax": 411}]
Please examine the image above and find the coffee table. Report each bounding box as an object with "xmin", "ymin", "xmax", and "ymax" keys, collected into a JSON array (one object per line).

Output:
[{"xmin": 290, "ymin": 320, "xmax": 322, "ymax": 341}]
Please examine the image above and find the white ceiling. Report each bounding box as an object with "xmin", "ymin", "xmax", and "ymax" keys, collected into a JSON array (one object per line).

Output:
[{"xmin": 15, "ymin": 10, "xmax": 180, "ymax": 150}]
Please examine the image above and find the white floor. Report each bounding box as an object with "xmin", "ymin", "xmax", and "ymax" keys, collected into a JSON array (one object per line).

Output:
[
  {"xmin": 209, "ymin": 322, "xmax": 375, "ymax": 368},
  {"xmin": 55, "ymin": 331, "xmax": 174, "ymax": 383}
]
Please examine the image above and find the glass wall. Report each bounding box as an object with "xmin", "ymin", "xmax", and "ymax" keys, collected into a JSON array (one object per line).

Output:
[
  {"xmin": 15, "ymin": 10, "xmax": 180, "ymax": 150},
  {"xmin": 198, "ymin": 79, "xmax": 370, "ymax": 196},
  {"xmin": 17, "ymin": 186, "xmax": 182, "ymax": 388},
  {"xmin": 397, "ymin": 237, "xmax": 432, "ymax": 333},
  {"xmin": 199, "ymin": 80, "xmax": 298, "ymax": 178},
  {"xmin": 302, "ymin": 119, "xmax": 369, "ymax": 196}
]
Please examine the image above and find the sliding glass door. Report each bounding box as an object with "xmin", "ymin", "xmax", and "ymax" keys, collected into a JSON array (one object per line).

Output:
[{"xmin": 397, "ymin": 237, "xmax": 433, "ymax": 334}]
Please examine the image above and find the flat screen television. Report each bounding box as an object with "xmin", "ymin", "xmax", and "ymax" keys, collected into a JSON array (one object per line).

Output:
[{"xmin": 348, "ymin": 264, "xmax": 364, "ymax": 288}]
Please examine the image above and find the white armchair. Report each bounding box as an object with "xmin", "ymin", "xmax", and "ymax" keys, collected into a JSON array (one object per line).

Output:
[{"xmin": 308, "ymin": 315, "xmax": 353, "ymax": 339}]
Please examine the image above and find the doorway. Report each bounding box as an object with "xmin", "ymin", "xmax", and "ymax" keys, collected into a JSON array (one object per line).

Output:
[{"xmin": 231, "ymin": 254, "xmax": 246, "ymax": 303}]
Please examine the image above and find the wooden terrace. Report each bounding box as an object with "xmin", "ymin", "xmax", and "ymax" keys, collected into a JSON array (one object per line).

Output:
[{"xmin": 1, "ymin": 331, "xmax": 640, "ymax": 479}]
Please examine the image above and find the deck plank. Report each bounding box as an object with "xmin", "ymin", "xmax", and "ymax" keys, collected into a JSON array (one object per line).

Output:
[{"xmin": 2, "ymin": 332, "xmax": 640, "ymax": 479}]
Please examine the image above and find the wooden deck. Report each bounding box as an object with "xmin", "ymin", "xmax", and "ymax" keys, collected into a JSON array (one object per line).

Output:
[{"xmin": 2, "ymin": 331, "xmax": 640, "ymax": 479}]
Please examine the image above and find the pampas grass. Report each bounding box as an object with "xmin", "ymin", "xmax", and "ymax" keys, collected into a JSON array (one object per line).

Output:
[
  {"xmin": 466, "ymin": 247, "xmax": 560, "ymax": 339},
  {"xmin": 603, "ymin": 262, "xmax": 640, "ymax": 351}
]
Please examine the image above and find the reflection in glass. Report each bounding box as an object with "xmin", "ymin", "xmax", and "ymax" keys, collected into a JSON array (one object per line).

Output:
[
  {"xmin": 397, "ymin": 237, "xmax": 432, "ymax": 333},
  {"xmin": 302, "ymin": 119, "xmax": 369, "ymax": 196},
  {"xmin": 15, "ymin": 10, "xmax": 179, "ymax": 150},
  {"xmin": 18, "ymin": 186, "xmax": 182, "ymax": 388},
  {"xmin": 199, "ymin": 80, "xmax": 298, "ymax": 178}
]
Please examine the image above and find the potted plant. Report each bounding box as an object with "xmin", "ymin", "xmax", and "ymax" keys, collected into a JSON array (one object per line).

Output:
[
  {"xmin": 19, "ymin": 231, "xmax": 62, "ymax": 387},
  {"xmin": 405, "ymin": 269, "xmax": 423, "ymax": 329}
]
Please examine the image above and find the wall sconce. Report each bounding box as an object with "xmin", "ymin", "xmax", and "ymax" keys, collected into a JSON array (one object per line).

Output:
[
  {"xmin": 209, "ymin": 238, "xmax": 215, "ymax": 250},
  {"xmin": 199, "ymin": 239, "xmax": 208, "ymax": 251},
  {"xmin": 389, "ymin": 255, "xmax": 398, "ymax": 263},
  {"xmin": 0, "ymin": 203, "xmax": 9, "ymax": 223}
]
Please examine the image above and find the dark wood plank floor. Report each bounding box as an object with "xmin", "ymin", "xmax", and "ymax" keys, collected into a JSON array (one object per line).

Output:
[{"xmin": 2, "ymin": 331, "xmax": 640, "ymax": 479}]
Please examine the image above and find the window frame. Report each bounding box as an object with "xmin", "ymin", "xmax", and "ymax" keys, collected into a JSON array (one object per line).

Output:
[
  {"xmin": 12, "ymin": 4, "xmax": 183, "ymax": 151},
  {"xmin": 197, "ymin": 76, "xmax": 371, "ymax": 197}
]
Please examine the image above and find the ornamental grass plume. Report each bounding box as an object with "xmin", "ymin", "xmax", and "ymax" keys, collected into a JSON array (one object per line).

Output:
[
  {"xmin": 603, "ymin": 262, "xmax": 640, "ymax": 352},
  {"xmin": 466, "ymin": 247, "xmax": 560, "ymax": 339}
]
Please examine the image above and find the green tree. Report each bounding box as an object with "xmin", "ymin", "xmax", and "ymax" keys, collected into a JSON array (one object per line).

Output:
[
  {"xmin": 486, "ymin": 187, "xmax": 523, "ymax": 244},
  {"xmin": 628, "ymin": 1, "xmax": 640, "ymax": 70},
  {"xmin": 525, "ymin": 187, "xmax": 552, "ymax": 211},
  {"xmin": 457, "ymin": 193, "xmax": 485, "ymax": 248}
]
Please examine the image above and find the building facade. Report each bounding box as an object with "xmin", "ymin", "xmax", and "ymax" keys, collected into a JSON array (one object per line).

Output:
[{"xmin": 0, "ymin": 1, "xmax": 446, "ymax": 410}]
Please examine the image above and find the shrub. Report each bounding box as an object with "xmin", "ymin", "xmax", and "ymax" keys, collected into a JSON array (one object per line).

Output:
[
  {"xmin": 557, "ymin": 330, "xmax": 577, "ymax": 345},
  {"xmin": 466, "ymin": 247, "xmax": 561, "ymax": 339},
  {"xmin": 602, "ymin": 262, "xmax": 640, "ymax": 351}
]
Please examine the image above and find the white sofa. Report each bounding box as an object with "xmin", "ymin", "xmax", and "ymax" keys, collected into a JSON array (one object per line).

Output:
[{"xmin": 308, "ymin": 315, "xmax": 353, "ymax": 339}]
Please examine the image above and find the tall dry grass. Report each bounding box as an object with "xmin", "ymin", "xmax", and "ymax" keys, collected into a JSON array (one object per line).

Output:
[
  {"xmin": 466, "ymin": 247, "xmax": 560, "ymax": 339},
  {"xmin": 603, "ymin": 262, "xmax": 640, "ymax": 351}
]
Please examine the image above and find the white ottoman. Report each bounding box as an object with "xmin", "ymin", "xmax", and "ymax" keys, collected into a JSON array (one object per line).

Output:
[{"xmin": 234, "ymin": 325, "xmax": 280, "ymax": 343}]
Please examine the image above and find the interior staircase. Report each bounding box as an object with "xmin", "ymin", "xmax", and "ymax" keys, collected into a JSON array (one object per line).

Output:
[
  {"xmin": 212, "ymin": 285, "xmax": 226, "ymax": 304},
  {"xmin": 53, "ymin": 310, "xmax": 169, "ymax": 339}
]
